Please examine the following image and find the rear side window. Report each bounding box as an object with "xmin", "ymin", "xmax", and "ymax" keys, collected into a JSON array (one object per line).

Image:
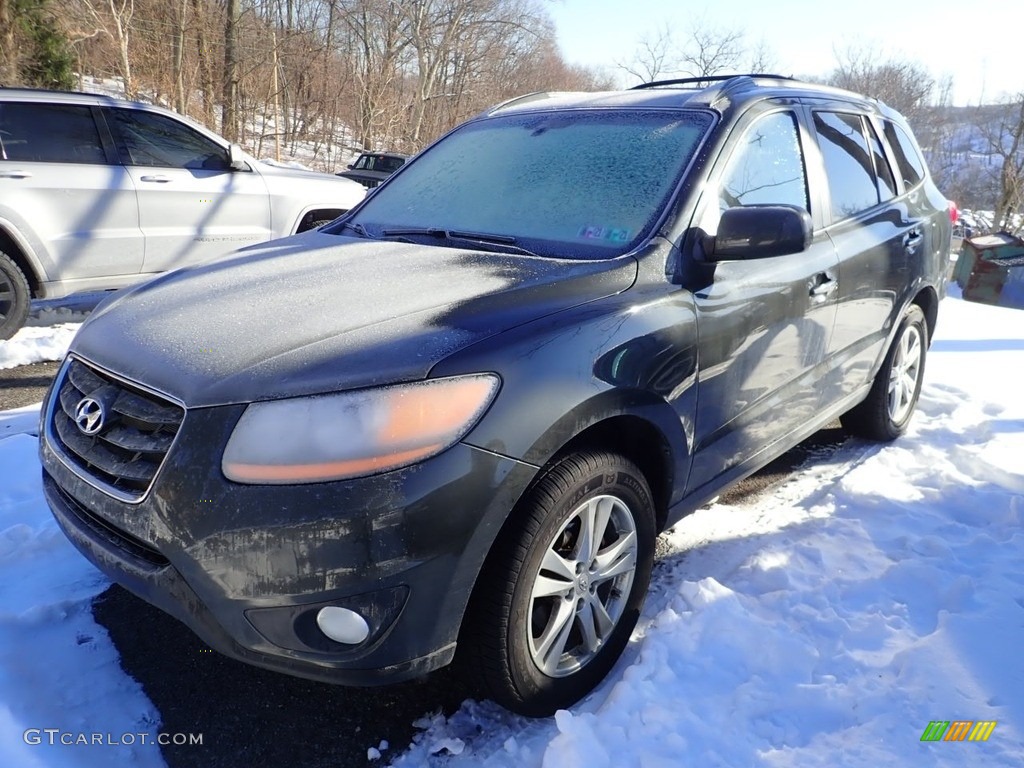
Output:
[
  {"xmin": 882, "ymin": 120, "xmax": 926, "ymax": 189},
  {"xmin": 865, "ymin": 120, "xmax": 897, "ymax": 202},
  {"xmin": 813, "ymin": 111, "xmax": 884, "ymax": 221},
  {"xmin": 0, "ymin": 103, "xmax": 106, "ymax": 165},
  {"xmin": 107, "ymin": 108, "xmax": 230, "ymax": 170},
  {"xmin": 720, "ymin": 111, "xmax": 809, "ymax": 212}
]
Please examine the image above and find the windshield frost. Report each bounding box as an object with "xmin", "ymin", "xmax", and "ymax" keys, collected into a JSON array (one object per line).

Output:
[{"xmin": 350, "ymin": 110, "xmax": 710, "ymax": 258}]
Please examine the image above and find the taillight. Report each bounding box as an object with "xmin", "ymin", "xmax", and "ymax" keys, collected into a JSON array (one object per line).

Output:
[{"xmin": 948, "ymin": 201, "xmax": 959, "ymax": 224}]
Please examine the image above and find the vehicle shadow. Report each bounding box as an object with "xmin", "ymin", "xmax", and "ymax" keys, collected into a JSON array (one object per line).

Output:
[{"xmin": 92, "ymin": 587, "xmax": 467, "ymax": 768}]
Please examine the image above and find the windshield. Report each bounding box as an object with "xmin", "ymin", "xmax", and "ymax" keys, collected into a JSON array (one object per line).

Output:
[{"xmin": 344, "ymin": 109, "xmax": 711, "ymax": 259}]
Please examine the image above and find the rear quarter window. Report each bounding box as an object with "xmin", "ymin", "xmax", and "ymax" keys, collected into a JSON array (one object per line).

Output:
[{"xmin": 882, "ymin": 120, "xmax": 927, "ymax": 189}]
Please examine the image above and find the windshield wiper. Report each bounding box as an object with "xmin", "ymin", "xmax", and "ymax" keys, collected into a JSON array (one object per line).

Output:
[
  {"xmin": 380, "ymin": 227, "xmax": 538, "ymax": 257},
  {"xmin": 338, "ymin": 221, "xmax": 374, "ymax": 238}
]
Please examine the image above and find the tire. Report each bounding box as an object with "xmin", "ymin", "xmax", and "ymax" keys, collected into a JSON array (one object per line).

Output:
[
  {"xmin": 296, "ymin": 210, "xmax": 346, "ymax": 233},
  {"xmin": 0, "ymin": 251, "xmax": 31, "ymax": 341},
  {"xmin": 462, "ymin": 450, "xmax": 655, "ymax": 716},
  {"xmin": 841, "ymin": 304, "xmax": 927, "ymax": 441},
  {"xmin": 299, "ymin": 218, "xmax": 334, "ymax": 232}
]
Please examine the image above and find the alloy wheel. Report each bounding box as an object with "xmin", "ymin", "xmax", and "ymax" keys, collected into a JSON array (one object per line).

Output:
[
  {"xmin": 887, "ymin": 324, "xmax": 923, "ymax": 424},
  {"xmin": 526, "ymin": 494, "xmax": 638, "ymax": 678}
]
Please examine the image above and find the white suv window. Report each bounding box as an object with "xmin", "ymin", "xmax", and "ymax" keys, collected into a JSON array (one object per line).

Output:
[
  {"xmin": 0, "ymin": 103, "xmax": 106, "ymax": 165},
  {"xmin": 107, "ymin": 108, "xmax": 230, "ymax": 171}
]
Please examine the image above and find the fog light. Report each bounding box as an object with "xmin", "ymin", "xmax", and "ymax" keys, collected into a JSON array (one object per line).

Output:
[{"xmin": 316, "ymin": 607, "xmax": 370, "ymax": 645}]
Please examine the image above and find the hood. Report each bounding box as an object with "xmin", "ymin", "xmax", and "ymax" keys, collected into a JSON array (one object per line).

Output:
[
  {"xmin": 72, "ymin": 233, "xmax": 637, "ymax": 407},
  {"xmin": 253, "ymin": 160, "xmax": 366, "ymax": 201}
]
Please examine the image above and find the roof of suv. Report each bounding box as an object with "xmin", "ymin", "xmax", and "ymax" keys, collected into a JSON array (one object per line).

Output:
[
  {"xmin": 484, "ymin": 74, "xmax": 898, "ymax": 122},
  {"xmin": 0, "ymin": 86, "xmax": 137, "ymax": 105},
  {"xmin": 0, "ymin": 87, "xmax": 198, "ymax": 122},
  {"xmin": 356, "ymin": 151, "xmax": 410, "ymax": 161}
]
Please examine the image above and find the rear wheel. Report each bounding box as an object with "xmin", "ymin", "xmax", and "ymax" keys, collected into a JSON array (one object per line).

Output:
[
  {"xmin": 841, "ymin": 304, "xmax": 927, "ymax": 441},
  {"xmin": 0, "ymin": 251, "xmax": 30, "ymax": 341},
  {"xmin": 296, "ymin": 209, "xmax": 347, "ymax": 233},
  {"xmin": 462, "ymin": 451, "xmax": 655, "ymax": 716}
]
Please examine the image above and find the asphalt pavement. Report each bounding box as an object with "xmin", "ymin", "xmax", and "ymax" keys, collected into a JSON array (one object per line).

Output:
[{"xmin": 0, "ymin": 360, "xmax": 59, "ymax": 410}]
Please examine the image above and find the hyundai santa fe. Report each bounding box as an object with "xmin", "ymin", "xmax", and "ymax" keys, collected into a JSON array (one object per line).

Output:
[{"xmin": 40, "ymin": 75, "xmax": 951, "ymax": 716}]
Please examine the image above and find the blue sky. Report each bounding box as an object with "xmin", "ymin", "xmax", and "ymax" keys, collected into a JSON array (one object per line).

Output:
[{"xmin": 548, "ymin": 0, "xmax": 1023, "ymax": 105}]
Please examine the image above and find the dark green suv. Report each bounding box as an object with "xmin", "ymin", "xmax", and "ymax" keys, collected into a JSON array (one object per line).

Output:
[{"xmin": 41, "ymin": 76, "xmax": 950, "ymax": 716}]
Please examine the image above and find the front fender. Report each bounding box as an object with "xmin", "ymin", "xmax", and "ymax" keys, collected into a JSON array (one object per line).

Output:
[
  {"xmin": 433, "ymin": 278, "xmax": 699, "ymax": 505},
  {"xmin": 0, "ymin": 214, "xmax": 51, "ymax": 286}
]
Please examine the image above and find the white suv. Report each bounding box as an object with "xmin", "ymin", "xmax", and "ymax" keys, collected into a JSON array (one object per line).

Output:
[{"xmin": 0, "ymin": 89, "xmax": 365, "ymax": 339}]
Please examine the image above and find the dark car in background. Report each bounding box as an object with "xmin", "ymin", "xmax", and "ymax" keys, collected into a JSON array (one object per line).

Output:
[
  {"xmin": 336, "ymin": 151, "xmax": 408, "ymax": 188},
  {"xmin": 40, "ymin": 75, "xmax": 950, "ymax": 717}
]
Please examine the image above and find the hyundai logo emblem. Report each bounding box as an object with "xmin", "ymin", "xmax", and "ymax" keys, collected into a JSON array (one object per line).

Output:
[{"xmin": 74, "ymin": 397, "xmax": 106, "ymax": 436}]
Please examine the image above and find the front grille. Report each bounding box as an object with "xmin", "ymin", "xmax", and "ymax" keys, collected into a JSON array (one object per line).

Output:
[{"xmin": 49, "ymin": 358, "xmax": 184, "ymax": 501}]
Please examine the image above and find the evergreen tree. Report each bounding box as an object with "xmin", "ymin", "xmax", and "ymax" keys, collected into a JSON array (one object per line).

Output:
[{"xmin": 1, "ymin": 0, "xmax": 74, "ymax": 89}]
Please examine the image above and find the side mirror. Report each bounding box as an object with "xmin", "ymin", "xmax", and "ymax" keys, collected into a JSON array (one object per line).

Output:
[
  {"xmin": 347, "ymin": 163, "xmax": 355, "ymax": 170},
  {"xmin": 228, "ymin": 143, "xmax": 249, "ymax": 171},
  {"xmin": 706, "ymin": 205, "xmax": 812, "ymax": 261}
]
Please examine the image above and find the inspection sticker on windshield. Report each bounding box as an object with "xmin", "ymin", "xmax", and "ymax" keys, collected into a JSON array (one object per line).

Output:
[{"xmin": 578, "ymin": 225, "xmax": 630, "ymax": 242}]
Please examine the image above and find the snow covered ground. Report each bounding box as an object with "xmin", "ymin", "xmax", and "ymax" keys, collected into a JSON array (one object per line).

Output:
[{"xmin": 0, "ymin": 292, "xmax": 1021, "ymax": 767}]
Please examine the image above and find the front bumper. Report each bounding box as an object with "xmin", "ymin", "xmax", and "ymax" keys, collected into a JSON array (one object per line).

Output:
[{"xmin": 40, "ymin": 371, "xmax": 538, "ymax": 685}]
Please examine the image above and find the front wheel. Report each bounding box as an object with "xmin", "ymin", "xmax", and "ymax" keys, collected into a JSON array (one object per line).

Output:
[
  {"xmin": 462, "ymin": 451, "xmax": 655, "ymax": 717},
  {"xmin": 0, "ymin": 251, "xmax": 30, "ymax": 341},
  {"xmin": 841, "ymin": 303, "xmax": 928, "ymax": 441}
]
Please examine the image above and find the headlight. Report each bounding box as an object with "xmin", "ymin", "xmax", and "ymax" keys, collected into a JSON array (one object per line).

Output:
[{"xmin": 222, "ymin": 374, "xmax": 500, "ymax": 484}]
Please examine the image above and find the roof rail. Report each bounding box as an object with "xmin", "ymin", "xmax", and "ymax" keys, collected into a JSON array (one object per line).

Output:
[{"xmin": 630, "ymin": 74, "xmax": 795, "ymax": 90}]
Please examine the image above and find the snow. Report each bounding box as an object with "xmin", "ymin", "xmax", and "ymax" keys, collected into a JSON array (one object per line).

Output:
[
  {"xmin": 0, "ymin": 294, "xmax": 1022, "ymax": 766},
  {"xmin": 0, "ymin": 292, "xmax": 104, "ymax": 370},
  {"xmin": 0, "ymin": 325, "xmax": 79, "ymax": 371}
]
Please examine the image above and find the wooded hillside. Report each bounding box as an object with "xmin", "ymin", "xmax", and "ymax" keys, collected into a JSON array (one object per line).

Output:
[{"xmin": 1, "ymin": 0, "xmax": 610, "ymax": 168}]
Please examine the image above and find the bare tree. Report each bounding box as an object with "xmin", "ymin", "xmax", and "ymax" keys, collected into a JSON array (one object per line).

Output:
[
  {"xmin": 55, "ymin": 0, "xmax": 610, "ymax": 169},
  {"xmin": 619, "ymin": 21, "xmax": 775, "ymax": 85},
  {"xmin": 829, "ymin": 46, "xmax": 934, "ymax": 124},
  {"xmin": 222, "ymin": 0, "xmax": 241, "ymax": 140},
  {"xmin": 170, "ymin": 0, "xmax": 189, "ymax": 113},
  {"xmin": 616, "ymin": 23, "xmax": 673, "ymax": 83},
  {"xmin": 681, "ymin": 23, "xmax": 744, "ymax": 77},
  {"xmin": 985, "ymin": 96, "xmax": 1024, "ymax": 234},
  {"xmin": 77, "ymin": 0, "xmax": 137, "ymax": 97}
]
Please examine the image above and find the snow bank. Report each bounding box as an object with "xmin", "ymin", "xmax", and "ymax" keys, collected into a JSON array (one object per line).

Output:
[
  {"xmin": 0, "ymin": 324, "xmax": 79, "ymax": 371},
  {"xmin": 0, "ymin": 432, "xmax": 162, "ymax": 767}
]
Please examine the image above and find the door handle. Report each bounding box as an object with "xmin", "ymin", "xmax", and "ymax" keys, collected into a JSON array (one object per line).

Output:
[
  {"xmin": 809, "ymin": 273, "xmax": 837, "ymax": 298},
  {"xmin": 0, "ymin": 170, "xmax": 31, "ymax": 179},
  {"xmin": 903, "ymin": 229, "xmax": 923, "ymax": 251},
  {"xmin": 140, "ymin": 175, "xmax": 172, "ymax": 183}
]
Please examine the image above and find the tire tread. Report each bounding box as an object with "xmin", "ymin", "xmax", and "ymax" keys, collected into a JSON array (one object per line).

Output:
[{"xmin": 459, "ymin": 450, "xmax": 652, "ymax": 715}]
